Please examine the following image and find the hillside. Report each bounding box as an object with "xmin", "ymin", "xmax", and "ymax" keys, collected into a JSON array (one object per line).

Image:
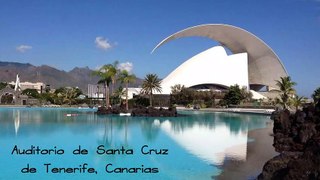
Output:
[{"xmin": 0, "ymin": 61, "xmax": 142, "ymax": 93}]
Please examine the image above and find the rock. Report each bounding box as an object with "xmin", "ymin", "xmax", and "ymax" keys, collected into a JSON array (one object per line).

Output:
[
  {"xmin": 294, "ymin": 110, "xmax": 305, "ymax": 124},
  {"xmin": 96, "ymin": 106, "xmax": 178, "ymax": 117},
  {"xmin": 298, "ymin": 122, "xmax": 316, "ymax": 143},
  {"xmin": 257, "ymin": 153, "xmax": 298, "ymax": 180},
  {"xmin": 131, "ymin": 107, "xmax": 177, "ymax": 117},
  {"xmin": 314, "ymin": 101, "xmax": 320, "ymax": 114},
  {"xmin": 272, "ymin": 109, "xmax": 291, "ymax": 134},
  {"xmin": 258, "ymin": 104, "xmax": 320, "ymax": 179},
  {"xmin": 96, "ymin": 106, "xmax": 124, "ymax": 115}
]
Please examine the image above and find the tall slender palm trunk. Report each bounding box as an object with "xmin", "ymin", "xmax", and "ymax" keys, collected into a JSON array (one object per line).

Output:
[
  {"xmin": 111, "ymin": 79, "xmax": 115, "ymax": 95},
  {"xmin": 105, "ymin": 83, "xmax": 110, "ymax": 108},
  {"xmin": 149, "ymin": 92, "xmax": 153, "ymax": 107},
  {"xmin": 125, "ymin": 83, "xmax": 129, "ymax": 111}
]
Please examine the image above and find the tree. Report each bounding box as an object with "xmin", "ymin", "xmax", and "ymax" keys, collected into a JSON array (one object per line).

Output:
[
  {"xmin": 0, "ymin": 82, "xmax": 8, "ymax": 90},
  {"xmin": 291, "ymin": 95, "xmax": 305, "ymax": 110},
  {"xmin": 62, "ymin": 88, "xmax": 77, "ymax": 106},
  {"xmin": 112, "ymin": 86, "xmax": 126, "ymax": 105},
  {"xmin": 171, "ymin": 84, "xmax": 185, "ymax": 95},
  {"xmin": 63, "ymin": 87, "xmax": 81, "ymax": 106},
  {"xmin": 53, "ymin": 87, "xmax": 81, "ymax": 106},
  {"xmin": 223, "ymin": 85, "xmax": 244, "ymax": 105},
  {"xmin": 312, "ymin": 87, "xmax": 320, "ymax": 104},
  {"xmin": 22, "ymin": 89, "xmax": 39, "ymax": 98},
  {"xmin": 93, "ymin": 65, "xmax": 115, "ymax": 107},
  {"xmin": 170, "ymin": 88, "xmax": 195, "ymax": 106},
  {"xmin": 141, "ymin": 74, "xmax": 162, "ymax": 107},
  {"xmin": 0, "ymin": 92, "xmax": 14, "ymax": 104},
  {"xmin": 275, "ymin": 76, "xmax": 296, "ymax": 109},
  {"xmin": 110, "ymin": 61, "xmax": 120, "ymax": 95},
  {"xmin": 118, "ymin": 70, "xmax": 136, "ymax": 111},
  {"xmin": 0, "ymin": 82, "xmax": 14, "ymax": 90},
  {"xmin": 240, "ymin": 87, "xmax": 252, "ymax": 103},
  {"xmin": 39, "ymin": 92, "xmax": 54, "ymax": 104}
]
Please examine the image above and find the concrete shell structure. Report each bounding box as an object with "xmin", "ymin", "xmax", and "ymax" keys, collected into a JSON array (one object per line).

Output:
[
  {"xmin": 159, "ymin": 46, "xmax": 249, "ymax": 94},
  {"xmin": 152, "ymin": 24, "xmax": 288, "ymax": 94}
]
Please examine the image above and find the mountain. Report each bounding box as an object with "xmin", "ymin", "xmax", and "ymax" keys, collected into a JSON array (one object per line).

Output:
[{"xmin": 0, "ymin": 61, "xmax": 143, "ymax": 93}]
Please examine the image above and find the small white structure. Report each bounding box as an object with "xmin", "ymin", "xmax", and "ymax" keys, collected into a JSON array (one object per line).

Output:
[
  {"xmin": 14, "ymin": 74, "xmax": 21, "ymax": 92},
  {"xmin": 250, "ymin": 90, "xmax": 267, "ymax": 100},
  {"xmin": 9, "ymin": 74, "xmax": 45, "ymax": 93},
  {"xmin": 123, "ymin": 88, "xmax": 142, "ymax": 99}
]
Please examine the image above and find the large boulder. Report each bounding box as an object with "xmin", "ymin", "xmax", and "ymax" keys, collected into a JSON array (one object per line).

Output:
[
  {"xmin": 258, "ymin": 105, "xmax": 320, "ymax": 179},
  {"xmin": 131, "ymin": 107, "xmax": 177, "ymax": 117},
  {"xmin": 96, "ymin": 106, "xmax": 123, "ymax": 115}
]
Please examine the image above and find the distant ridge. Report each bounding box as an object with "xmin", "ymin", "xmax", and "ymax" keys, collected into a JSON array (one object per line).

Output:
[
  {"xmin": 0, "ymin": 61, "xmax": 142, "ymax": 93},
  {"xmin": 0, "ymin": 61, "xmax": 33, "ymax": 67}
]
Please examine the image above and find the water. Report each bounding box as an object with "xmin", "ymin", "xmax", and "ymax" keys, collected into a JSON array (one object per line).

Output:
[{"xmin": 0, "ymin": 107, "xmax": 271, "ymax": 180}]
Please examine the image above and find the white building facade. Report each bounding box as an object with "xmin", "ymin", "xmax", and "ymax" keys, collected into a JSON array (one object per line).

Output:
[
  {"xmin": 87, "ymin": 84, "xmax": 105, "ymax": 98},
  {"xmin": 159, "ymin": 46, "xmax": 249, "ymax": 94},
  {"xmin": 9, "ymin": 81, "xmax": 45, "ymax": 93}
]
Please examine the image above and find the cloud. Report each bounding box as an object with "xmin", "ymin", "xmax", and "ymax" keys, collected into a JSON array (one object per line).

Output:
[
  {"xmin": 95, "ymin": 36, "xmax": 112, "ymax": 50},
  {"xmin": 16, "ymin": 45, "xmax": 32, "ymax": 53},
  {"xmin": 118, "ymin": 62, "xmax": 133, "ymax": 73}
]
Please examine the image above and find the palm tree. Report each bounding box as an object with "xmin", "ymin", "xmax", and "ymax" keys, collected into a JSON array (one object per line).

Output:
[
  {"xmin": 113, "ymin": 86, "xmax": 126, "ymax": 105},
  {"xmin": 118, "ymin": 70, "xmax": 136, "ymax": 111},
  {"xmin": 275, "ymin": 76, "xmax": 296, "ymax": 109},
  {"xmin": 93, "ymin": 65, "xmax": 114, "ymax": 107},
  {"xmin": 54, "ymin": 87, "xmax": 80, "ymax": 106},
  {"xmin": 63, "ymin": 87, "xmax": 80, "ymax": 106},
  {"xmin": 292, "ymin": 95, "xmax": 305, "ymax": 110},
  {"xmin": 141, "ymin": 74, "xmax": 162, "ymax": 107},
  {"xmin": 312, "ymin": 87, "xmax": 320, "ymax": 104},
  {"xmin": 170, "ymin": 84, "xmax": 185, "ymax": 94},
  {"xmin": 110, "ymin": 61, "xmax": 119, "ymax": 95}
]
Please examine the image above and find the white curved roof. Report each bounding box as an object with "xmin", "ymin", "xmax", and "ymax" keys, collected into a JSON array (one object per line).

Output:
[
  {"xmin": 159, "ymin": 46, "xmax": 249, "ymax": 94},
  {"xmin": 152, "ymin": 24, "xmax": 288, "ymax": 90}
]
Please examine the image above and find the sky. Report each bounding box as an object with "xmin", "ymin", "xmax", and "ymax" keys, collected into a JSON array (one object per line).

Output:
[{"xmin": 0, "ymin": 0, "xmax": 319, "ymax": 97}]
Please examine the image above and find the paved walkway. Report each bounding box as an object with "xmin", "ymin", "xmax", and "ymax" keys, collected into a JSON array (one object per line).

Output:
[{"xmin": 177, "ymin": 107, "xmax": 275, "ymax": 115}]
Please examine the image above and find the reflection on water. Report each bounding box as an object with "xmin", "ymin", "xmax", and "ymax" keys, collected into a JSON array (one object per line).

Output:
[
  {"xmin": 0, "ymin": 108, "xmax": 271, "ymax": 179},
  {"xmin": 14, "ymin": 110, "xmax": 20, "ymax": 135},
  {"xmin": 160, "ymin": 119, "xmax": 247, "ymax": 165}
]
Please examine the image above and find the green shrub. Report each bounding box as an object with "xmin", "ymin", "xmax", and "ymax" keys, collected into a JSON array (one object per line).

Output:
[
  {"xmin": 200, "ymin": 103, "xmax": 206, "ymax": 108},
  {"xmin": 130, "ymin": 96, "xmax": 150, "ymax": 107}
]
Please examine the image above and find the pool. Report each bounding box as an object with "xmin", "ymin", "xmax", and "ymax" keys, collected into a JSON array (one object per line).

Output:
[{"xmin": 0, "ymin": 107, "xmax": 272, "ymax": 180}]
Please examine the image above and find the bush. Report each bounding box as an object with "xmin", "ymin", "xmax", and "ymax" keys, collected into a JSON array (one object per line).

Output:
[
  {"xmin": 0, "ymin": 82, "xmax": 8, "ymax": 90},
  {"xmin": 218, "ymin": 99, "xmax": 227, "ymax": 107},
  {"xmin": 22, "ymin": 89, "xmax": 40, "ymax": 98},
  {"xmin": 223, "ymin": 85, "xmax": 245, "ymax": 105},
  {"xmin": 170, "ymin": 88, "xmax": 219, "ymax": 107},
  {"xmin": 312, "ymin": 87, "xmax": 320, "ymax": 104},
  {"xmin": 129, "ymin": 96, "xmax": 150, "ymax": 107},
  {"xmin": 200, "ymin": 103, "xmax": 207, "ymax": 108}
]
